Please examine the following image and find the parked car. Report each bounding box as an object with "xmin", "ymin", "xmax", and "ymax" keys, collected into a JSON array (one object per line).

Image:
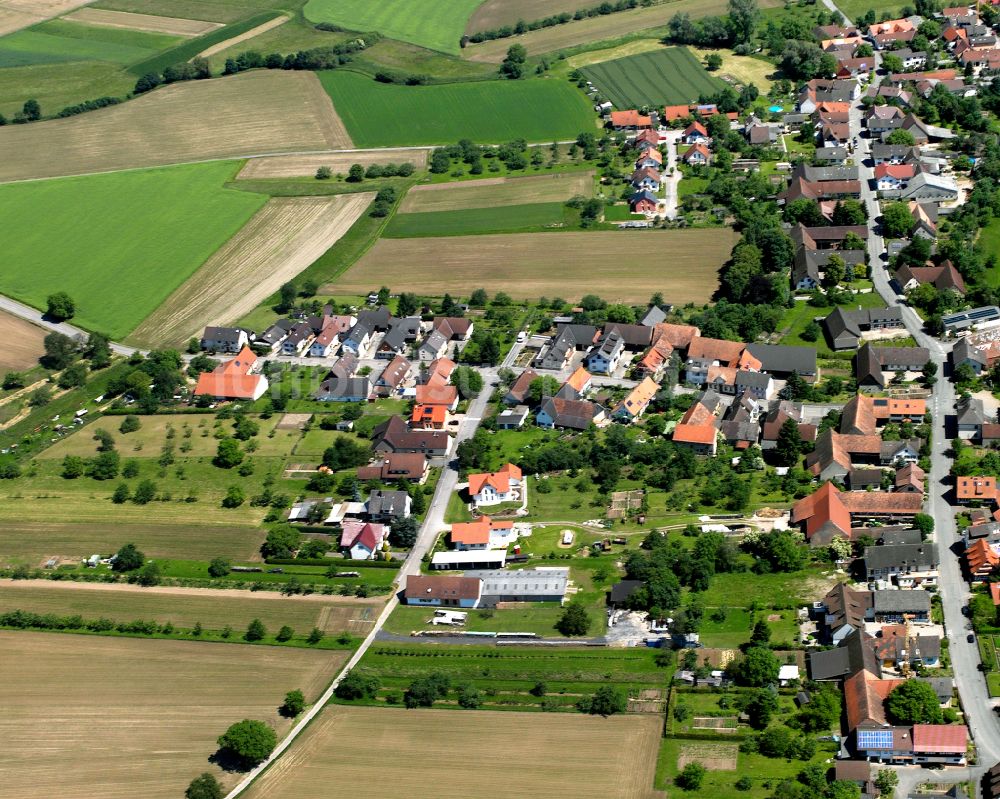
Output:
[{"xmin": 968, "ymin": 633, "xmax": 976, "ymax": 643}]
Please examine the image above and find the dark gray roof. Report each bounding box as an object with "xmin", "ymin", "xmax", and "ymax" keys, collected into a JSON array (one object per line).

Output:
[
  {"xmin": 609, "ymin": 580, "xmax": 644, "ymax": 603},
  {"xmin": 640, "ymin": 306, "xmax": 667, "ymax": 327},
  {"xmin": 367, "ymin": 489, "xmax": 409, "ymax": 517},
  {"xmin": 873, "ymin": 589, "xmax": 931, "ymax": 613},
  {"xmin": 878, "ymin": 528, "xmax": 923, "ymax": 545},
  {"xmin": 864, "ymin": 543, "xmax": 938, "ymax": 571},
  {"xmin": 746, "ymin": 343, "xmax": 817, "ymax": 376},
  {"xmin": 952, "ymin": 337, "xmax": 988, "ymax": 367},
  {"xmin": 809, "ymin": 628, "xmax": 880, "ymax": 680},
  {"xmin": 919, "ymin": 676, "xmax": 953, "ymax": 703}
]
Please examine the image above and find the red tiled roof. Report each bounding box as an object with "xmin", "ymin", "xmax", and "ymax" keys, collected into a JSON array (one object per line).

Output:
[
  {"xmin": 611, "ymin": 110, "xmax": 651, "ymax": 127},
  {"xmin": 672, "ymin": 423, "xmax": 718, "ymax": 445},
  {"xmin": 450, "ymin": 517, "xmax": 492, "ymax": 546},
  {"xmin": 792, "ymin": 482, "xmax": 852, "ymax": 539},
  {"xmin": 956, "ymin": 476, "xmax": 998, "ymax": 502},
  {"xmin": 911, "ymin": 724, "xmax": 967, "ymax": 754},
  {"xmin": 875, "ymin": 163, "xmax": 916, "ymax": 180}
]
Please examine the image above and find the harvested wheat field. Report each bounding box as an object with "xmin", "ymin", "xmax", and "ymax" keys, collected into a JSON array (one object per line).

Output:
[
  {"xmin": 0, "ymin": 0, "xmax": 92, "ymax": 35},
  {"xmin": 336, "ymin": 229, "xmax": 736, "ymax": 304},
  {"xmin": 0, "ymin": 309, "xmax": 45, "ymax": 374},
  {"xmin": 63, "ymin": 7, "xmax": 225, "ymax": 35},
  {"xmin": 197, "ymin": 13, "xmax": 287, "ymax": 58},
  {"xmin": 245, "ymin": 706, "xmax": 662, "ymax": 799},
  {"xmin": 238, "ymin": 147, "xmax": 430, "ymax": 179},
  {"xmin": 399, "ymin": 170, "xmax": 593, "ymax": 213},
  {"xmin": 465, "ymin": 0, "xmax": 583, "ymax": 35},
  {"xmin": 130, "ymin": 193, "xmax": 373, "ymax": 347},
  {"xmin": 0, "ymin": 581, "xmax": 383, "ymax": 633},
  {"xmin": 0, "ymin": 631, "xmax": 346, "ymax": 799},
  {"xmin": 0, "ymin": 71, "xmax": 351, "ymax": 182}
]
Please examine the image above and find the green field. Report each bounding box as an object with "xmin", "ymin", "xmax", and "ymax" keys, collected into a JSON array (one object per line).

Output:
[
  {"xmin": 318, "ymin": 70, "xmax": 596, "ymax": 146},
  {"xmin": 977, "ymin": 218, "xmax": 1000, "ymax": 288},
  {"xmin": 385, "ymin": 202, "xmax": 570, "ymax": 237},
  {"xmin": 0, "ymin": 161, "xmax": 266, "ymax": 338},
  {"xmin": 581, "ymin": 46, "xmax": 724, "ymax": 108},
  {"xmin": 304, "ymin": 0, "xmax": 481, "ymax": 55},
  {"xmin": 0, "ymin": 19, "xmax": 181, "ymax": 69}
]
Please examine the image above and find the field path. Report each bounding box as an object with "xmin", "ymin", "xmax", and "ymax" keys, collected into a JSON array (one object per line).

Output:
[
  {"xmin": 0, "ymin": 71, "xmax": 352, "ymax": 183},
  {"xmin": 0, "ymin": 0, "xmax": 92, "ymax": 36},
  {"xmin": 129, "ymin": 193, "xmax": 374, "ymax": 347},
  {"xmin": 0, "ymin": 578, "xmax": 383, "ymax": 603},
  {"xmin": 197, "ymin": 14, "xmax": 288, "ymax": 58}
]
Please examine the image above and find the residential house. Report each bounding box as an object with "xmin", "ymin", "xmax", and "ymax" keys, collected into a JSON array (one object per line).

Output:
[
  {"xmin": 418, "ymin": 329, "xmax": 449, "ymax": 362},
  {"xmin": 875, "ymin": 163, "xmax": 916, "ymax": 192},
  {"xmin": 314, "ymin": 374, "xmax": 371, "ymax": 402},
  {"xmin": 793, "ymin": 248, "xmax": 866, "ymax": 290},
  {"xmin": 430, "ymin": 550, "xmax": 507, "ymax": 571},
  {"xmin": 280, "ymin": 323, "xmax": 313, "ymax": 356},
  {"xmin": 200, "ymin": 326, "xmax": 249, "ymax": 354},
  {"xmin": 631, "ymin": 166, "xmax": 662, "ymax": 191},
  {"xmin": 634, "ymin": 148, "xmax": 663, "ymax": 170},
  {"xmin": 536, "ymin": 324, "xmax": 598, "ymax": 370},
  {"xmin": 610, "ymin": 110, "xmax": 652, "ymax": 130},
  {"xmin": 955, "ymin": 475, "xmax": 997, "ymax": 506},
  {"xmin": 357, "ymin": 452, "xmax": 428, "ymax": 483},
  {"xmin": 377, "ymin": 317, "xmax": 421, "ymax": 360},
  {"xmin": 410, "ymin": 404, "xmax": 448, "ymax": 430},
  {"xmin": 433, "ymin": 316, "xmax": 474, "ymax": 342},
  {"xmin": 367, "ymin": 489, "xmax": 411, "ymax": 522},
  {"xmin": 497, "ymin": 405, "xmax": 530, "ymax": 429},
  {"xmin": 951, "ymin": 338, "xmax": 988, "ymax": 377},
  {"xmin": 257, "ymin": 319, "xmax": 293, "ymax": 352},
  {"xmin": 895, "ymin": 463, "xmax": 925, "ymax": 493},
  {"xmin": 966, "ymin": 537, "xmax": 1000, "ymax": 580},
  {"xmin": 671, "ymin": 390, "xmax": 722, "ymax": 456},
  {"xmin": 372, "ymin": 416, "xmax": 452, "ymax": 457},
  {"xmin": 866, "ymin": 104, "xmax": 905, "ymax": 134},
  {"xmin": 450, "ymin": 516, "xmax": 516, "ymax": 551},
  {"xmin": 894, "ymin": 261, "xmax": 966, "ymax": 296},
  {"xmin": 681, "ymin": 144, "xmax": 712, "ymax": 166},
  {"xmin": 791, "ymin": 482, "xmax": 923, "ymax": 545},
  {"xmin": 536, "ymin": 396, "xmax": 604, "ymax": 430},
  {"xmin": 373, "ymin": 354, "xmax": 411, "ymax": 397},
  {"xmin": 630, "ymin": 190, "xmax": 658, "ymax": 214},
  {"xmin": 561, "ymin": 366, "xmax": 593, "ymax": 399},
  {"xmin": 505, "ymin": 369, "xmax": 539, "ymax": 405},
  {"xmin": 822, "ymin": 306, "xmax": 905, "ymax": 350},
  {"xmin": 613, "ymin": 377, "xmax": 659, "ymax": 421},
  {"xmin": 339, "ymin": 521, "xmax": 387, "ymax": 561},
  {"xmin": 585, "ymin": 330, "xmax": 626, "ymax": 375},
  {"xmin": 682, "ymin": 121, "xmax": 709, "ymax": 144},
  {"xmin": 404, "ymin": 575, "xmax": 481, "ymax": 607},
  {"xmin": 872, "ymin": 143, "xmax": 920, "ymax": 164},
  {"xmin": 872, "ymin": 626, "xmax": 941, "ymax": 668},
  {"xmin": 193, "ymin": 346, "xmax": 268, "ymax": 401},
  {"xmin": 855, "ymin": 343, "xmax": 930, "ymax": 389},
  {"xmin": 341, "ymin": 321, "xmax": 372, "ymax": 357},
  {"xmin": 864, "ymin": 543, "xmax": 938, "ymax": 584},
  {"xmin": 911, "ymin": 724, "xmax": 968, "ymax": 765},
  {"xmin": 792, "ymin": 222, "xmax": 869, "ymax": 251},
  {"xmin": 685, "ymin": 337, "xmax": 756, "ymax": 384},
  {"xmin": 308, "ymin": 324, "xmax": 340, "ymax": 358},
  {"xmin": 640, "ymin": 305, "xmax": 668, "ymax": 327},
  {"xmin": 414, "ymin": 358, "xmax": 458, "ymax": 411},
  {"xmin": 468, "ymin": 463, "xmax": 522, "ymax": 506},
  {"xmin": 872, "ymin": 588, "xmax": 931, "ymax": 623}
]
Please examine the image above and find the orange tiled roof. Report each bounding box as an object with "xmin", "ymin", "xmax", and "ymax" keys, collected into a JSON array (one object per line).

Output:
[
  {"xmin": 450, "ymin": 516, "xmax": 492, "ymax": 545},
  {"xmin": 566, "ymin": 366, "xmax": 592, "ymax": 393},
  {"xmin": 672, "ymin": 423, "xmax": 718, "ymax": 445},
  {"xmin": 956, "ymin": 476, "xmax": 998, "ymax": 502},
  {"xmin": 468, "ymin": 463, "xmax": 522, "ymax": 496},
  {"xmin": 193, "ymin": 345, "xmax": 265, "ymax": 400}
]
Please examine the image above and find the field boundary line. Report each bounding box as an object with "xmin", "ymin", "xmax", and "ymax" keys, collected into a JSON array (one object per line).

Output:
[{"xmin": 196, "ymin": 14, "xmax": 288, "ymax": 58}]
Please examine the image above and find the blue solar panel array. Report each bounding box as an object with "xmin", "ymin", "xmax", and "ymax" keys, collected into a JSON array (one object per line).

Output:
[{"xmin": 857, "ymin": 729, "xmax": 893, "ymax": 749}]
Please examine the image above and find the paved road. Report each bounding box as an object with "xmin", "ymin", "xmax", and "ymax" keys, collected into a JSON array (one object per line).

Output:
[
  {"xmin": 845, "ymin": 47, "xmax": 1000, "ymax": 787},
  {"xmin": 0, "ymin": 294, "xmax": 137, "ymax": 356},
  {"xmin": 662, "ymin": 130, "xmax": 681, "ymax": 219}
]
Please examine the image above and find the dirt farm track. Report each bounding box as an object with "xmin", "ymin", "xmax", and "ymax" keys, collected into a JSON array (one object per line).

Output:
[
  {"xmin": 0, "ymin": 631, "xmax": 347, "ymax": 798},
  {"xmin": 244, "ymin": 705, "xmax": 663, "ymax": 799},
  {"xmin": 335, "ymin": 228, "xmax": 737, "ymax": 305}
]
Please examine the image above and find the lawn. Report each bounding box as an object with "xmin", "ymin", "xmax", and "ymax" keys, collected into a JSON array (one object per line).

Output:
[
  {"xmin": 0, "ymin": 161, "xmax": 267, "ymax": 338},
  {"xmin": 697, "ymin": 570, "xmax": 837, "ymax": 609},
  {"xmin": 383, "ymin": 603, "xmax": 569, "ymax": 636},
  {"xmin": 245, "ymin": 706, "xmax": 662, "ymax": 799},
  {"xmin": 0, "ymin": 18, "xmax": 181, "ymax": 68},
  {"xmin": 1, "ymin": 631, "xmax": 346, "ymax": 798},
  {"xmin": 385, "ymin": 202, "xmax": 571, "ymax": 237},
  {"xmin": 304, "ymin": 0, "xmax": 480, "ymax": 54},
  {"xmin": 580, "ymin": 46, "xmax": 725, "ymax": 108},
  {"xmin": 834, "ymin": 0, "xmax": 905, "ymax": 24},
  {"xmin": 317, "ymin": 70, "xmax": 596, "ymax": 146}
]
